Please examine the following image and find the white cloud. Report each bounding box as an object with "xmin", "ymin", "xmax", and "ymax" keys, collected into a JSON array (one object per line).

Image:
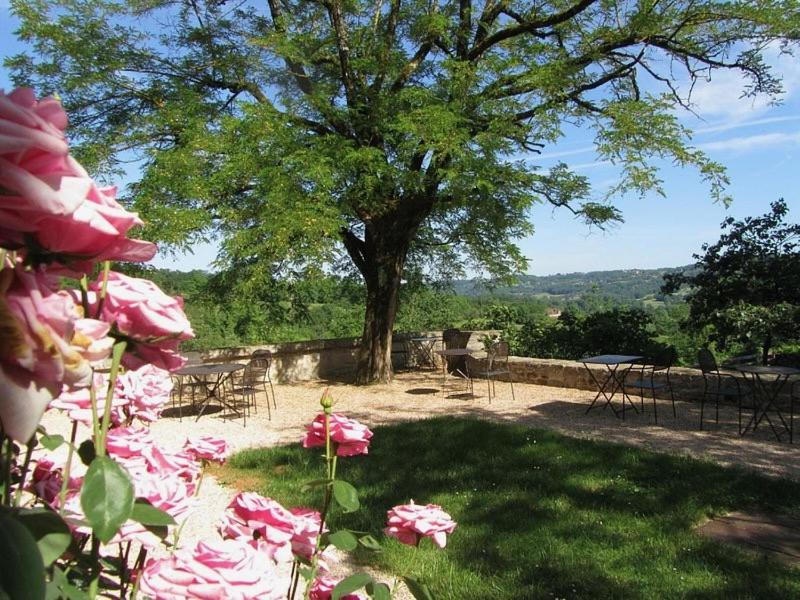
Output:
[
  {"xmin": 698, "ymin": 130, "xmax": 800, "ymax": 152},
  {"xmin": 694, "ymin": 115, "xmax": 800, "ymax": 135},
  {"xmin": 683, "ymin": 42, "xmax": 800, "ymax": 122},
  {"xmin": 537, "ymin": 145, "xmax": 595, "ymax": 160},
  {"xmin": 571, "ymin": 160, "xmax": 611, "ymax": 171}
]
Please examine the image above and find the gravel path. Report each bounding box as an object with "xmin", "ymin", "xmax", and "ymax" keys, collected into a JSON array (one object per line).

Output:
[{"xmin": 39, "ymin": 370, "xmax": 800, "ymax": 597}]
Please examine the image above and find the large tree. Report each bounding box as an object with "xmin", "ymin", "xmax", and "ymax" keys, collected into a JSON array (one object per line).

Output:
[
  {"xmin": 663, "ymin": 199, "xmax": 800, "ymax": 363},
  {"xmin": 7, "ymin": 0, "xmax": 798, "ymax": 382}
]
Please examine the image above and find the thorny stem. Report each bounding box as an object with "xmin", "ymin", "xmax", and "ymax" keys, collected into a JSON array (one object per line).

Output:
[
  {"xmin": 58, "ymin": 421, "xmax": 79, "ymax": 516},
  {"xmin": 13, "ymin": 436, "xmax": 35, "ymax": 507}
]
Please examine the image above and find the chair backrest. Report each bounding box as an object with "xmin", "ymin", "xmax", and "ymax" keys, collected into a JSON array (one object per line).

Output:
[
  {"xmin": 252, "ymin": 349, "xmax": 273, "ymax": 361},
  {"xmin": 697, "ymin": 348, "xmax": 718, "ymax": 374},
  {"xmin": 651, "ymin": 346, "xmax": 677, "ymax": 369},
  {"xmin": 183, "ymin": 351, "xmax": 202, "ymax": 365},
  {"xmin": 489, "ymin": 341, "xmax": 510, "ymax": 369},
  {"xmin": 246, "ymin": 358, "xmax": 271, "ymax": 385}
]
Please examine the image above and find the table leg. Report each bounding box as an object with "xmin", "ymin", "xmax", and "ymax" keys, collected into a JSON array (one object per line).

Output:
[
  {"xmin": 740, "ymin": 374, "xmax": 791, "ymax": 441},
  {"xmin": 584, "ymin": 364, "xmax": 638, "ymax": 419}
]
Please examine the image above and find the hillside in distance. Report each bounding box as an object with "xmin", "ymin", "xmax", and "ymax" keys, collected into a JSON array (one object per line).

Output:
[{"xmin": 453, "ymin": 266, "xmax": 692, "ymax": 305}]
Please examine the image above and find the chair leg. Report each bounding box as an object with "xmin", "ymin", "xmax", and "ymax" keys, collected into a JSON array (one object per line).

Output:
[
  {"xmin": 700, "ymin": 394, "xmax": 706, "ymax": 430},
  {"xmin": 268, "ymin": 377, "xmax": 276, "ymax": 410},
  {"xmin": 509, "ymin": 378, "xmax": 515, "ymax": 402},
  {"xmin": 652, "ymin": 387, "xmax": 658, "ymax": 425}
]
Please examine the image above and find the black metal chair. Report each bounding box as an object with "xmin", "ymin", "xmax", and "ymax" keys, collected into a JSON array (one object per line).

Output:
[
  {"xmin": 697, "ymin": 348, "xmax": 752, "ymax": 432},
  {"xmin": 623, "ymin": 346, "xmax": 677, "ymax": 424},
  {"xmin": 469, "ymin": 341, "xmax": 515, "ymax": 403},
  {"xmin": 171, "ymin": 351, "xmax": 205, "ymax": 420},
  {"xmin": 251, "ymin": 350, "xmax": 276, "ymax": 412}
]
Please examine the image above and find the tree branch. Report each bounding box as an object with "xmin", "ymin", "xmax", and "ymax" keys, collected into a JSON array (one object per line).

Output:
[
  {"xmin": 266, "ymin": 0, "xmax": 314, "ymax": 95},
  {"xmin": 468, "ymin": 0, "xmax": 600, "ymax": 61}
]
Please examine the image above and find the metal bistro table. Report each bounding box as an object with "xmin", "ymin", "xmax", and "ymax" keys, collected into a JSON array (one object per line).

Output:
[
  {"xmin": 436, "ymin": 348, "xmax": 474, "ymax": 396},
  {"xmin": 581, "ymin": 354, "xmax": 643, "ymax": 420},
  {"xmin": 175, "ymin": 363, "xmax": 246, "ymax": 421},
  {"xmin": 736, "ymin": 365, "xmax": 799, "ymax": 442},
  {"xmin": 409, "ymin": 336, "xmax": 440, "ymax": 369}
]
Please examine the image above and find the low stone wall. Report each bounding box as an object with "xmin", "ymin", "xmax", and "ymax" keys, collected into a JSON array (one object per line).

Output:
[
  {"xmin": 194, "ymin": 332, "xmax": 711, "ymax": 402},
  {"xmin": 503, "ymin": 357, "xmax": 707, "ymax": 402}
]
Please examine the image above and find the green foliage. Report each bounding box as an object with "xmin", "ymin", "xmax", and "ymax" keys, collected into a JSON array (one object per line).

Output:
[
  {"xmin": 10, "ymin": 0, "xmax": 798, "ymax": 379},
  {"xmin": 223, "ymin": 418, "xmax": 800, "ymax": 599},
  {"xmin": 516, "ymin": 307, "xmax": 665, "ymax": 360},
  {"xmin": 663, "ymin": 199, "xmax": 800, "ymax": 361}
]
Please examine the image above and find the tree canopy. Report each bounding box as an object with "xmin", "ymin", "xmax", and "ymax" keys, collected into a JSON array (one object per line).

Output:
[
  {"xmin": 8, "ymin": 0, "xmax": 799, "ymax": 381},
  {"xmin": 663, "ymin": 199, "xmax": 800, "ymax": 362}
]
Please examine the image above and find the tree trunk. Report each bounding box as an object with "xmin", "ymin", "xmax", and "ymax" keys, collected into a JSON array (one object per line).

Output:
[
  {"xmin": 343, "ymin": 216, "xmax": 417, "ymax": 385},
  {"xmin": 354, "ymin": 255, "xmax": 404, "ymax": 384},
  {"xmin": 762, "ymin": 333, "xmax": 772, "ymax": 365}
]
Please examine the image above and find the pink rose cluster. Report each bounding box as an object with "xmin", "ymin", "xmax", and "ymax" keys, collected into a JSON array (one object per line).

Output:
[
  {"xmin": 0, "ymin": 87, "xmax": 194, "ymax": 441},
  {"xmin": 50, "ymin": 364, "xmax": 173, "ymax": 426},
  {"xmin": 384, "ymin": 501, "xmax": 457, "ymax": 548},
  {"xmin": 302, "ymin": 413, "xmax": 373, "ymax": 456},
  {"xmin": 218, "ymin": 491, "xmax": 324, "ymax": 563}
]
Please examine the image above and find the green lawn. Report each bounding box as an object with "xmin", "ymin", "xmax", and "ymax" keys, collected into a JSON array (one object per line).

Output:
[{"xmin": 218, "ymin": 418, "xmax": 800, "ymax": 599}]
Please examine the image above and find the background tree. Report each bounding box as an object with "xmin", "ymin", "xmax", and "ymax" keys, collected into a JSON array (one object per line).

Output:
[
  {"xmin": 662, "ymin": 199, "xmax": 800, "ymax": 363},
  {"xmin": 8, "ymin": 0, "xmax": 799, "ymax": 382}
]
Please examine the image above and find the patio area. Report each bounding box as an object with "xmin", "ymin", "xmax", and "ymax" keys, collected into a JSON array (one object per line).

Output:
[{"xmin": 147, "ymin": 371, "xmax": 800, "ymax": 482}]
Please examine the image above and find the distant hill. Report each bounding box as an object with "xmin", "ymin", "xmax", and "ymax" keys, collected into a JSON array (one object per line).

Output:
[{"xmin": 453, "ymin": 266, "xmax": 692, "ymax": 305}]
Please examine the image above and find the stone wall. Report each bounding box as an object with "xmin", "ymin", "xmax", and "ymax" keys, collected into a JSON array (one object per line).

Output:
[
  {"xmin": 193, "ymin": 331, "xmax": 710, "ymax": 402},
  {"xmin": 503, "ymin": 357, "xmax": 708, "ymax": 402}
]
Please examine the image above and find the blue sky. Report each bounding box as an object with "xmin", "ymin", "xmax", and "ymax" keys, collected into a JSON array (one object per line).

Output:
[{"xmin": 2, "ymin": 5, "xmax": 798, "ymax": 276}]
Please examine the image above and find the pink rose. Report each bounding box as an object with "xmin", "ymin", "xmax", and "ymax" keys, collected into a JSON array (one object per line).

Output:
[
  {"xmin": 27, "ymin": 183, "xmax": 156, "ymax": 273},
  {"xmin": 183, "ymin": 436, "xmax": 229, "ymax": 464},
  {"xmin": 302, "ymin": 413, "xmax": 373, "ymax": 457},
  {"xmin": 106, "ymin": 424, "xmax": 155, "ymax": 459},
  {"xmin": 133, "ymin": 471, "xmax": 196, "ymax": 521},
  {"xmin": 49, "ymin": 373, "xmax": 127, "ymax": 427},
  {"xmin": 384, "ymin": 501, "xmax": 457, "ymax": 548},
  {"xmin": 308, "ymin": 576, "xmax": 366, "ymax": 600},
  {"xmin": 0, "ymin": 264, "xmax": 110, "ymax": 441},
  {"xmin": 139, "ymin": 539, "xmax": 283, "ymax": 600},
  {"xmin": 30, "ymin": 458, "xmax": 64, "ymax": 505},
  {"xmin": 0, "ymin": 88, "xmax": 82, "ymax": 220},
  {"xmin": 218, "ymin": 492, "xmax": 295, "ymax": 563},
  {"xmin": 288, "ymin": 507, "xmax": 324, "ymax": 561},
  {"xmin": 116, "ymin": 364, "xmax": 173, "ymax": 422},
  {"xmin": 0, "ymin": 89, "xmax": 155, "ymax": 270},
  {"xmin": 88, "ymin": 271, "xmax": 193, "ymax": 371}
]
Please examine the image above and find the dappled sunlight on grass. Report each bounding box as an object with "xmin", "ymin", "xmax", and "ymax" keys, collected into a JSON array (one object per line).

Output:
[{"xmin": 220, "ymin": 417, "xmax": 800, "ymax": 599}]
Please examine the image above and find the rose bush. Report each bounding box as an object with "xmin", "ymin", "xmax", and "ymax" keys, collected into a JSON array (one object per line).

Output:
[{"xmin": 1, "ymin": 89, "xmax": 456, "ymax": 600}]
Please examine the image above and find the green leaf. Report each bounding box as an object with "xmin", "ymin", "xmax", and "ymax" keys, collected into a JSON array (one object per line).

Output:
[
  {"xmin": 39, "ymin": 435, "xmax": 65, "ymax": 452},
  {"xmin": 331, "ymin": 573, "xmax": 372, "ymax": 600},
  {"xmin": 328, "ymin": 530, "xmax": 358, "ymax": 551},
  {"xmin": 47, "ymin": 567, "xmax": 87, "ymax": 600},
  {"xmin": 358, "ymin": 534, "xmax": 382, "ymax": 552},
  {"xmin": 131, "ymin": 499, "xmax": 176, "ymax": 527},
  {"xmin": 332, "ymin": 480, "xmax": 359, "ymax": 513},
  {"xmin": 80, "ymin": 457, "xmax": 134, "ymax": 543},
  {"xmin": 403, "ymin": 577, "xmax": 435, "ymax": 600},
  {"xmin": 366, "ymin": 581, "xmax": 391, "ymax": 600},
  {"xmin": 15, "ymin": 509, "xmax": 71, "ymax": 567},
  {"xmin": 77, "ymin": 440, "xmax": 95, "ymax": 467},
  {"xmin": 0, "ymin": 512, "xmax": 46, "ymax": 600}
]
